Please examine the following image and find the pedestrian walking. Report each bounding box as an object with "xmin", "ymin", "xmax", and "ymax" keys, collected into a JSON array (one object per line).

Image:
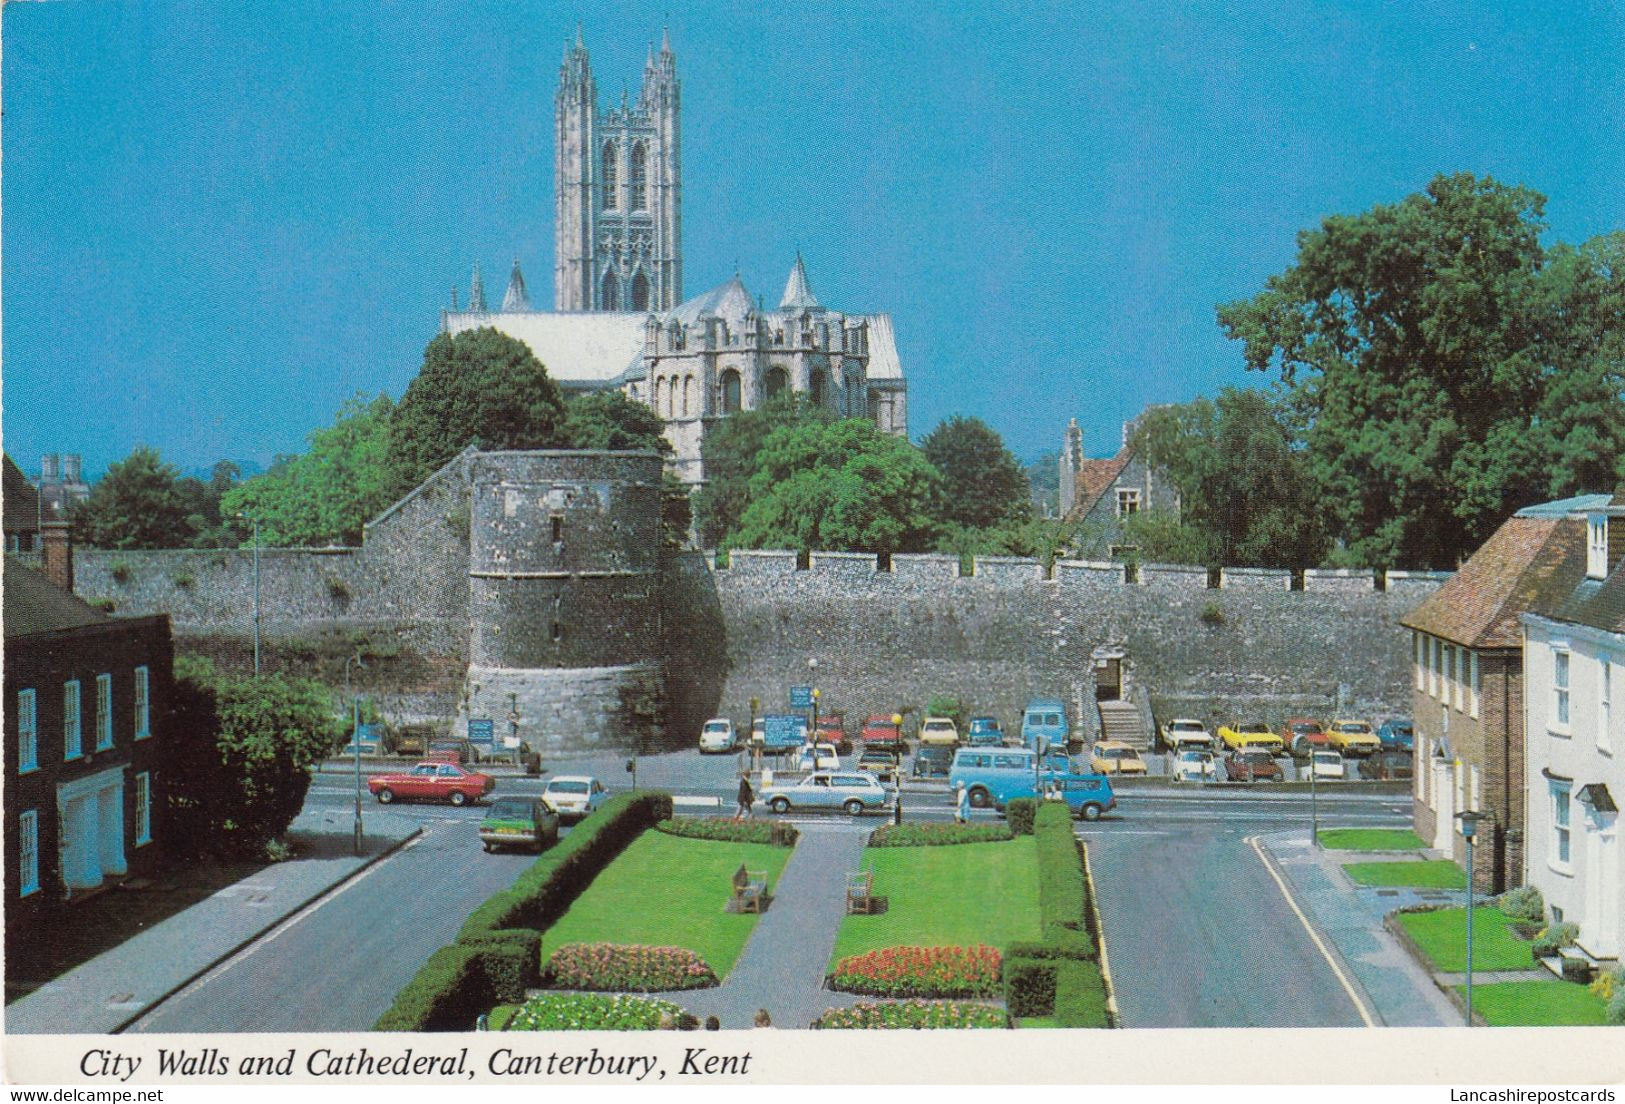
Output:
[
  {"xmin": 753, "ymin": 1008, "xmax": 773, "ymax": 1028},
  {"xmin": 954, "ymin": 781, "xmax": 970, "ymax": 824},
  {"xmin": 736, "ymin": 772, "xmax": 755, "ymax": 820}
]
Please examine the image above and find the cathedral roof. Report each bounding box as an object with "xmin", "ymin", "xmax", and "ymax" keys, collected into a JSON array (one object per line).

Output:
[
  {"xmin": 669, "ymin": 274, "xmax": 756, "ymax": 328},
  {"xmin": 442, "ymin": 310, "xmax": 645, "ymax": 385},
  {"xmin": 501, "ymin": 259, "xmax": 532, "ymax": 312},
  {"xmin": 779, "ymin": 254, "xmax": 821, "ymax": 311}
]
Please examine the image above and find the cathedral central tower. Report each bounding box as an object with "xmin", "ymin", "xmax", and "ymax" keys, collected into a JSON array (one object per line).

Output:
[{"xmin": 554, "ymin": 28, "xmax": 682, "ymax": 313}]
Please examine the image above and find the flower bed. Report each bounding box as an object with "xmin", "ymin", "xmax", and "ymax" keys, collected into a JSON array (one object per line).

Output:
[
  {"xmin": 656, "ymin": 817, "xmax": 796, "ymax": 846},
  {"xmin": 829, "ymin": 944, "xmax": 1002, "ymax": 997},
  {"xmin": 544, "ymin": 943, "xmax": 718, "ymax": 992},
  {"xmin": 502, "ymin": 992, "xmax": 690, "ymax": 1031},
  {"xmin": 811, "ymin": 1000, "xmax": 1007, "ymax": 1029},
  {"xmin": 867, "ymin": 823, "xmax": 1012, "ymax": 847}
]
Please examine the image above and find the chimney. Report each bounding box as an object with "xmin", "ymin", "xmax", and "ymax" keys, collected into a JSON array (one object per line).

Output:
[
  {"xmin": 40, "ymin": 520, "xmax": 74, "ymax": 592},
  {"xmin": 1609, "ymin": 485, "xmax": 1625, "ymax": 574}
]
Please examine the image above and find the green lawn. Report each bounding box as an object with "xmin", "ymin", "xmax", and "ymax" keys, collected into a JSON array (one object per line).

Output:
[
  {"xmin": 539, "ymin": 831, "xmax": 793, "ymax": 978},
  {"xmin": 1459, "ymin": 981, "xmax": 1609, "ymax": 1026},
  {"xmin": 1396, "ymin": 907, "xmax": 1535, "ymax": 973},
  {"xmin": 1343, "ymin": 860, "xmax": 1467, "ymax": 889},
  {"xmin": 829, "ymin": 839, "xmax": 1041, "ymax": 967},
  {"xmin": 1318, "ymin": 828, "xmax": 1427, "ymax": 851}
]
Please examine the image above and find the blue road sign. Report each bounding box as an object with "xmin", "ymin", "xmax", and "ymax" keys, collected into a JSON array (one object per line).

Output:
[
  {"xmin": 789, "ymin": 685, "xmax": 814, "ymax": 709},
  {"xmin": 467, "ymin": 718, "xmax": 496, "ymax": 747},
  {"xmin": 762, "ymin": 714, "xmax": 808, "ymax": 749}
]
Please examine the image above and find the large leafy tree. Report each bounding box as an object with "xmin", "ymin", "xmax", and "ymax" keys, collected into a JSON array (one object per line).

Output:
[
  {"xmin": 1130, "ymin": 389, "xmax": 1329, "ymax": 568},
  {"xmin": 692, "ymin": 394, "xmax": 831, "ymax": 547},
  {"xmin": 920, "ymin": 415, "xmax": 1032, "ymax": 530},
  {"xmin": 385, "ymin": 327, "xmax": 569, "ymax": 494},
  {"xmin": 1218, "ymin": 173, "xmax": 1625, "ymax": 568},
  {"xmin": 562, "ymin": 390, "xmax": 670, "ymax": 453},
  {"xmin": 222, "ymin": 394, "xmax": 395, "ymax": 546},
  {"xmin": 731, "ymin": 419, "xmax": 941, "ymax": 552},
  {"xmin": 71, "ymin": 447, "xmax": 198, "ymax": 548}
]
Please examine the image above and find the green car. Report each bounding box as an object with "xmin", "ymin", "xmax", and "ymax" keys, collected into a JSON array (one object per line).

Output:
[{"xmin": 478, "ymin": 796, "xmax": 561, "ymax": 853}]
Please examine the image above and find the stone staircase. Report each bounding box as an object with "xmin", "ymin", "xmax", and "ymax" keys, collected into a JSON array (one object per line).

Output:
[{"xmin": 1096, "ymin": 698, "xmax": 1151, "ymax": 751}]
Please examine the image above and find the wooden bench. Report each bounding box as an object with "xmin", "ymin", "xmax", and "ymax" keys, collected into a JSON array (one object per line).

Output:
[
  {"xmin": 731, "ymin": 864, "xmax": 768, "ymax": 914},
  {"xmin": 846, "ymin": 871, "xmax": 877, "ymax": 915}
]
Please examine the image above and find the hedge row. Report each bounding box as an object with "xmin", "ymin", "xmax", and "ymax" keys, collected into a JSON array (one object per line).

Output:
[
  {"xmin": 375, "ymin": 791, "xmax": 673, "ymax": 1031},
  {"xmin": 1001, "ymin": 802, "xmax": 1109, "ymax": 1028},
  {"xmin": 867, "ymin": 822, "xmax": 1013, "ymax": 847},
  {"xmin": 656, "ymin": 817, "xmax": 797, "ymax": 846},
  {"xmin": 1006, "ymin": 798, "xmax": 1037, "ymax": 836}
]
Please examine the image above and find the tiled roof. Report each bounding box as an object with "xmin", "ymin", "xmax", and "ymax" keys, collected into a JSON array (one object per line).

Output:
[
  {"xmin": 1072, "ymin": 450, "xmax": 1132, "ymax": 517},
  {"xmin": 3, "ymin": 454, "xmax": 40, "ymax": 533},
  {"xmin": 3, "ymin": 558, "xmax": 110, "ymax": 638},
  {"xmin": 1400, "ymin": 516, "xmax": 1587, "ymax": 648},
  {"xmin": 1515, "ymin": 493, "xmax": 1614, "ymax": 518}
]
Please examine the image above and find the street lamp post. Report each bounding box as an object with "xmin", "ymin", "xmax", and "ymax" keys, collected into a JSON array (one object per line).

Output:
[
  {"xmin": 807, "ymin": 658, "xmax": 819, "ymax": 767},
  {"xmin": 1309, "ymin": 747, "xmax": 1320, "ymax": 847},
  {"xmin": 346, "ymin": 651, "xmax": 367, "ymax": 857},
  {"xmin": 236, "ymin": 512, "xmax": 261, "ymax": 676},
  {"xmin": 1455, "ymin": 810, "xmax": 1491, "ymax": 1026}
]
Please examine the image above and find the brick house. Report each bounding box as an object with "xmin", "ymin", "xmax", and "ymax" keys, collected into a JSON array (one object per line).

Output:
[
  {"xmin": 4, "ymin": 558, "xmax": 174, "ymax": 973},
  {"xmin": 1520, "ymin": 489, "xmax": 1625, "ymax": 962},
  {"xmin": 1399, "ymin": 496, "xmax": 1602, "ymax": 892},
  {"xmin": 1058, "ymin": 418, "xmax": 1179, "ymax": 559}
]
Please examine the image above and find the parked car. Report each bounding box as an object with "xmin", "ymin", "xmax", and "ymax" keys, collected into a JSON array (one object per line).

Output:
[
  {"xmin": 1089, "ymin": 741, "xmax": 1148, "ymax": 775},
  {"xmin": 861, "ymin": 713, "xmax": 905, "ymax": 752},
  {"xmin": 1377, "ymin": 718, "xmax": 1415, "ymax": 751},
  {"xmin": 995, "ymin": 772, "xmax": 1117, "ymax": 821},
  {"xmin": 1281, "ymin": 718, "xmax": 1330, "ymax": 757},
  {"xmin": 369, "ymin": 761, "xmax": 495, "ymax": 806},
  {"xmin": 760, "ymin": 771, "xmax": 890, "ymax": 816},
  {"xmin": 857, "ymin": 748, "xmax": 900, "ymax": 784},
  {"xmin": 919, "ymin": 716, "xmax": 961, "ymax": 746},
  {"xmin": 1160, "ymin": 718, "xmax": 1215, "ymax": 752},
  {"xmin": 543, "ymin": 775, "xmax": 610, "ymax": 822},
  {"xmin": 1173, "ymin": 748, "xmax": 1217, "ymax": 782},
  {"xmin": 817, "ymin": 713, "xmax": 852, "ymax": 754},
  {"xmin": 1021, "ymin": 698, "xmax": 1070, "ymax": 752},
  {"xmin": 1309, "ymin": 750, "xmax": 1346, "ymax": 780},
  {"xmin": 795, "ymin": 742, "xmax": 842, "ymax": 772},
  {"xmin": 392, "ymin": 724, "xmax": 432, "ymax": 758},
  {"xmin": 912, "ymin": 744, "xmax": 954, "ymax": 779},
  {"xmin": 1218, "ymin": 721, "xmax": 1285, "ymax": 754},
  {"xmin": 339, "ymin": 735, "xmax": 384, "ymax": 757},
  {"xmin": 428, "ymin": 738, "xmax": 481, "ymax": 765},
  {"xmin": 698, "ymin": 718, "xmax": 737, "ymax": 754},
  {"xmin": 479, "ymin": 796, "xmax": 560, "ymax": 853},
  {"xmin": 967, "ymin": 716, "xmax": 1005, "ymax": 746},
  {"xmin": 1359, "ymin": 749, "xmax": 1415, "ymax": 781},
  {"xmin": 1223, "ymin": 749, "xmax": 1283, "ymax": 782},
  {"xmin": 1325, "ymin": 719, "xmax": 1381, "ymax": 757}
]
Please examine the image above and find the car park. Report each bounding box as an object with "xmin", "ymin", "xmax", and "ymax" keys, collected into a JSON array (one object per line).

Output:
[
  {"xmin": 543, "ymin": 775, "xmax": 610, "ymax": 822},
  {"xmin": 698, "ymin": 718, "xmax": 737, "ymax": 753},
  {"xmin": 967, "ymin": 716, "xmax": 1005, "ymax": 746},
  {"xmin": 1160, "ymin": 718, "xmax": 1214, "ymax": 752},
  {"xmin": 1173, "ymin": 748, "xmax": 1217, "ymax": 782},
  {"xmin": 1089, "ymin": 741, "xmax": 1148, "ymax": 775},
  {"xmin": 369, "ymin": 761, "xmax": 495, "ymax": 806},
  {"xmin": 428, "ymin": 738, "xmax": 482, "ymax": 765},
  {"xmin": 1325, "ymin": 719, "xmax": 1381, "ymax": 756},
  {"xmin": 795, "ymin": 742, "xmax": 842, "ymax": 772},
  {"xmin": 861, "ymin": 714, "xmax": 904, "ymax": 752},
  {"xmin": 1218, "ymin": 721, "xmax": 1285, "ymax": 754},
  {"xmin": 911, "ymin": 744, "xmax": 953, "ymax": 779},
  {"xmin": 1021, "ymin": 698, "xmax": 1070, "ymax": 752},
  {"xmin": 1377, "ymin": 718, "xmax": 1415, "ymax": 751},
  {"xmin": 919, "ymin": 716, "xmax": 961, "ymax": 746},
  {"xmin": 1223, "ymin": 749, "xmax": 1283, "ymax": 782},
  {"xmin": 1359, "ymin": 749, "xmax": 1415, "ymax": 781},
  {"xmin": 994, "ymin": 772, "xmax": 1117, "ymax": 820},
  {"xmin": 479, "ymin": 796, "xmax": 560, "ymax": 853},
  {"xmin": 858, "ymin": 748, "xmax": 900, "ymax": 784},
  {"xmin": 1309, "ymin": 750, "xmax": 1346, "ymax": 779},
  {"xmin": 760, "ymin": 771, "xmax": 890, "ymax": 816},
  {"xmin": 1281, "ymin": 718, "xmax": 1329, "ymax": 757}
]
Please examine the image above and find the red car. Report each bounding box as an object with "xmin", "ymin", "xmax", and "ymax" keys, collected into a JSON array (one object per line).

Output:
[
  {"xmin": 1224, "ymin": 749, "xmax": 1284, "ymax": 783},
  {"xmin": 369, "ymin": 761, "xmax": 495, "ymax": 806},
  {"xmin": 817, "ymin": 712, "xmax": 851, "ymax": 754},
  {"xmin": 1281, "ymin": 718, "xmax": 1330, "ymax": 757},
  {"xmin": 861, "ymin": 713, "xmax": 904, "ymax": 752}
]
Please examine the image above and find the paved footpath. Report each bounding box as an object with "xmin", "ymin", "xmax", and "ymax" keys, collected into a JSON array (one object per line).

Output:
[
  {"xmin": 643, "ymin": 821, "xmax": 868, "ymax": 1029},
  {"xmin": 1260, "ymin": 831, "xmax": 1461, "ymax": 1027},
  {"xmin": 6, "ymin": 810, "xmax": 419, "ymax": 1034}
]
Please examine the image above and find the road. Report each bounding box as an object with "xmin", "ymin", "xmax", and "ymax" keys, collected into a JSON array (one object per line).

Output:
[{"xmin": 122, "ymin": 750, "xmax": 1409, "ymax": 1031}]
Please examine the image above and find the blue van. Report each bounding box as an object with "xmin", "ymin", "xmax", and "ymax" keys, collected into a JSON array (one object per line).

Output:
[
  {"xmin": 949, "ymin": 746, "xmax": 1070, "ymax": 809},
  {"xmin": 994, "ymin": 773, "xmax": 1116, "ymax": 820},
  {"xmin": 1021, "ymin": 698, "xmax": 1070, "ymax": 752}
]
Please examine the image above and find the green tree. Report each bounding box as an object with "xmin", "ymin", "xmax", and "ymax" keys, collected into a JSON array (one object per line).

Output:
[
  {"xmin": 1130, "ymin": 390, "xmax": 1329, "ymax": 567},
  {"xmin": 386, "ymin": 328, "xmax": 568, "ymax": 494},
  {"xmin": 692, "ymin": 394, "xmax": 832, "ymax": 547},
  {"xmin": 164, "ymin": 657, "xmax": 339, "ymax": 859},
  {"xmin": 1026, "ymin": 450, "xmax": 1061, "ymax": 516},
  {"xmin": 222, "ymin": 394, "xmax": 396, "ymax": 547},
  {"xmin": 1218, "ymin": 173, "xmax": 1625, "ymax": 568},
  {"xmin": 920, "ymin": 415, "xmax": 1033, "ymax": 530},
  {"xmin": 562, "ymin": 390, "xmax": 670, "ymax": 453},
  {"xmin": 731, "ymin": 419, "xmax": 941, "ymax": 552},
  {"xmin": 71, "ymin": 447, "xmax": 198, "ymax": 548}
]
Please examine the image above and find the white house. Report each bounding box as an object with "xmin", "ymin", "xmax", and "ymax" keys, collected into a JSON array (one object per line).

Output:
[{"xmin": 1522, "ymin": 488, "xmax": 1625, "ymax": 964}]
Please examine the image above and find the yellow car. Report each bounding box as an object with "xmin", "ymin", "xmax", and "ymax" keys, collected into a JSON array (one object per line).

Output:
[
  {"xmin": 918, "ymin": 716, "xmax": 961, "ymax": 746},
  {"xmin": 1090, "ymin": 741, "xmax": 1147, "ymax": 775},
  {"xmin": 1218, "ymin": 721, "xmax": 1285, "ymax": 754},
  {"xmin": 1325, "ymin": 719, "xmax": 1381, "ymax": 756}
]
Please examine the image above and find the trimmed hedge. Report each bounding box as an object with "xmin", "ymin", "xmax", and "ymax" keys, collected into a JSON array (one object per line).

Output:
[
  {"xmin": 1006, "ymin": 798, "xmax": 1037, "ymax": 836},
  {"xmin": 373, "ymin": 945, "xmax": 491, "ymax": 1032},
  {"xmin": 1003, "ymin": 957, "xmax": 1058, "ymax": 1018},
  {"xmin": 1004, "ymin": 936, "xmax": 1095, "ymax": 962},
  {"xmin": 867, "ymin": 822, "xmax": 1013, "ymax": 847},
  {"xmin": 656, "ymin": 816, "xmax": 797, "ymax": 846},
  {"xmin": 1054, "ymin": 959, "xmax": 1109, "ymax": 1027},
  {"xmin": 1035, "ymin": 801, "xmax": 1087, "ymax": 939},
  {"xmin": 464, "ymin": 930, "xmax": 542, "ymax": 1003}
]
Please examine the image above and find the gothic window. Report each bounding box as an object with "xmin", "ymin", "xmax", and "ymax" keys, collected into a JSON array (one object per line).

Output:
[
  {"xmin": 602, "ymin": 269, "xmax": 620, "ymax": 310},
  {"xmin": 809, "ymin": 368, "xmax": 827, "ymax": 407},
  {"xmin": 602, "ymin": 141, "xmax": 619, "ymax": 210},
  {"xmin": 720, "ymin": 369, "xmax": 742, "ymax": 415},
  {"xmin": 682, "ymin": 376, "xmax": 694, "ymax": 417},
  {"xmin": 631, "ymin": 271, "xmax": 651, "ymax": 311},
  {"xmin": 764, "ymin": 366, "xmax": 788, "ymax": 402},
  {"xmin": 867, "ymin": 389, "xmax": 881, "ymax": 421},
  {"xmin": 630, "ymin": 141, "xmax": 648, "ymax": 210}
]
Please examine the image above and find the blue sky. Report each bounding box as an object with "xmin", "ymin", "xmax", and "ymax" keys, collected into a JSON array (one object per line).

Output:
[{"xmin": 4, "ymin": 0, "xmax": 1623, "ymax": 478}]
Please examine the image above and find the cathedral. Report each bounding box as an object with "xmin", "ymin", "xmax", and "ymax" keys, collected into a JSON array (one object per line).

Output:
[{"xmin": 437, "ymin": 29, "xmax": 908, "ymax": 484}]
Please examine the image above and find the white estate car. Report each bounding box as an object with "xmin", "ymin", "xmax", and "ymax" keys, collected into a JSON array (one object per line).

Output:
[
  {"xmin": 760, "ymin": 771, "xmax": 890, "ymax": 816},
  {"xmin": 1173, "ymin": 748, "xmax": 1217, "ymax": 782},
  {"xmin": 542, "ymin": 775, "xmax": 609, "ymax": 822},
  {"xmin": 699, "ymin": 718, "xmax": 736, "ymax": 753},
  {"xmin": 1161, "ymin": 718, "xmax": 1215, "ymax": 752}
]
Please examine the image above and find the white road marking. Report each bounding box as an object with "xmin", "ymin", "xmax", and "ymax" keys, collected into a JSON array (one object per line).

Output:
[{"xmin": 1246, "ymin": 833, "xmax": 1377, "ymax": 1027}]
